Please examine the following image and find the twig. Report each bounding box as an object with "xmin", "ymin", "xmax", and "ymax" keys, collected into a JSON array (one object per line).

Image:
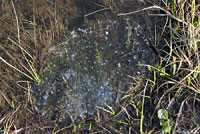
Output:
[
  {"xmin": 140, "ymin": 81, "xmax": 148, "ymax": 134},
  {"xmin": 39, "ymin": 29, "xmax": 53, "ymax": 73},
  {"xmin": 33, "ymin": 0, "xmax": 37, "ymax": 48},
  {"xmin": 117, "ymin": 5, "xmax": 187, "ymax": 25},
  {"xmin": 84, "ymin": 8, "xmax": 109, "ymax": 17},
  {"xmin": 0, "ymin": 56, "xmax": 33, "ymax": 81},
  {"xmin": 172, "ymin": 99, "xmax": 186, "ymax": 134},
  {"xmin": 11, "ymin": 0, "xmax": 21, "ymax": 45}
]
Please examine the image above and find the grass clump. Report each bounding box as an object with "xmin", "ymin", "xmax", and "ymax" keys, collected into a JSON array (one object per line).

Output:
[
  {"xmin": 119, "ymin": 0, "xmax": 200, "ymax": 133},
  {"xmin": 145, "ymin": 0, "xmax": 200, "ymax": 133},
  {"xmin": 0, "ymin": 0, "xmax": 67, "ymax": 133}
]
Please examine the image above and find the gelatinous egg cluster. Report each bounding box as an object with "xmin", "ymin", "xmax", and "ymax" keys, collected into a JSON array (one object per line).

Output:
[{"xmin": 32, "ymin": 16, "xmax": 156, "ymax": 118}]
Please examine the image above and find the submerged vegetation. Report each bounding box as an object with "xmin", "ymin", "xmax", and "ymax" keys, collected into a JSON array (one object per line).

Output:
[{"xmin": 0, "ymin": 0, "xmax": 200, "ymax": 133}]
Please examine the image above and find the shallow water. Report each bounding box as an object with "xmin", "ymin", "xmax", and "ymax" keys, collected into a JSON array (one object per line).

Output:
[{"xmin": 32, "ymin": 4, "xmax": 157, "ymax": 119}]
